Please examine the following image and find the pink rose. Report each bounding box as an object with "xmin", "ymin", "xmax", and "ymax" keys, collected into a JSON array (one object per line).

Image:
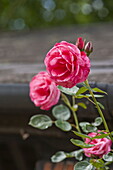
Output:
[
  {"xmin": 44, "ymin": 41, "xmax": 90, "ymax": 88},
  {"xmin": 29, "ymin": 71, "xmax": 60, "ymax": 110},
  {"xmin": 83, "ymin": 131, "xmax": 112, "ymax": 158}
]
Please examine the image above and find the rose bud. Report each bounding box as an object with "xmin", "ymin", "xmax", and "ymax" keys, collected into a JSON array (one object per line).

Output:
[
  {"xmin": 85, "ymin": 41, "xmax": 93, "ymax": 55},
  {"xmin": 76, "ymin": 37, "xmax": 85, "ymax": 50},
  {"xmin": 29, "ymin": 71, "xmax": 60, "ymax": 110}
]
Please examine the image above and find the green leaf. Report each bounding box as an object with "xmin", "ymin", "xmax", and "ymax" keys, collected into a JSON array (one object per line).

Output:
[
  {"xmin": 78, "ymin": 102, "xmax": 87, "ymax": 109},
  {"xmin": 92, "ymin": 117, "xmax": 103, "ymax": 126},
  {"xmin": 103, "ymin": 152, "xmax": 113, "ymax": 162},
  {"xmin": 29, "ymin": 114, "xmax": 52, "ymax": 129},
  {"xmin": 79, "ymin": 122, "xmax": 90, "ymax": 133},
  {"xmin": 79, "ymin": 122, "xmax": 98, "ymax": 133},
  {"xmin": 74, "ymin": 161, "xmax": 93, "ymax": 170},
  {"xmin": 52, "ymin": 104, "xmax": 71, "ymax": 120},
  {"xmin": 86, "ymin": 94, "xmax": 104, "ymax": 98},
  {"xmin": 86, "ymin": 124, "xmax": 97, "ymax": 133},
  {"xmin": 73, "ymin": 131, "xmax": 91, "ymax": 139},
  {"xmin": 70, "ymin": 139, "xmax": 94, "ymax": 148},
  {"xmin": 90, "ymin": 159, "xmax": 105, "ymax": 168},
  {"xmin": 73, "ymin": 130, "xmax": 110, "ymax": 140},
  {"xmin": 75, "ymin": 94, "xmax": 104, "ymax": 99},
  {"xmin": 105, "ymin": 167, "xmax": 110, "ymax": 170},
  {"xmin": 76, "ymin": 86, "xmax": 88, "ymax": 95},
  {"xmin": 92, "ymin": 133, "xmax": 110, "ymax": 139},
  {"xmin": 75, "ymin": 95, "xmax": 89, "ymax": 99},
  {"xmin": 97, "ymin": 102, "xmax": 105, "ymax": 110},
  {"xmin": 55, "ymin": 120, "xmax": 72, "ymax": 131},
  {"xmin": 58, "ymin": 85, "xmax": 79, "ymax": 95},
  {"xmin": 53, "ymin": 150, "xmax": 83, "ymax": 162},
  {"xmin": 92, "ymin": 88, "xmax": 107, "ymax": 95},
  {"xmin": 51, "ymin": 151, "xmax": 66, "ymax": 163},
  {"xmin": 79, "ymin": 122, "xmax": 90, "ymax": 126},
  {"xmin": 61, "ymin": 93, "xmax": 71, "ymax": 107},
  {"xmin": 70, "ymin": 149, "xmax": 83, "ymax": 161}
]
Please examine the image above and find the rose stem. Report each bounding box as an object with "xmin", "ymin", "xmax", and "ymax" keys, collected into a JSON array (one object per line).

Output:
[
  {"xmin": 84, "ymin": 79, "xmax": 109, "ymax": 133},
  {"xmin": 72, "ymin": 96, "xmax": 81, "ymax": 133},
  {"xmin": 61, "ymin": 93, "xmax": 81, "ymax": 133}
]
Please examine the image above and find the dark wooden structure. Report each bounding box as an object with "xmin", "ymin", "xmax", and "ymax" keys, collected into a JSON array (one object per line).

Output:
[
  {"xmin": 0, "ymin": 23, "xmax": 113, "ymax": 170},
  {"xmin": 36, "ymin": 161, "xmax": 74, "ymax": 170}
]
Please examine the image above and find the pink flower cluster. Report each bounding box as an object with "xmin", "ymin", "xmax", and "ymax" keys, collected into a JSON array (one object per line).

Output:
[
  {"xmin": 29, "ymin": 38, "xmax": 90, "ymax": 110},
  {"xmin": 84, "ymin": 132, "xmax": 112, "ymax": 158}
]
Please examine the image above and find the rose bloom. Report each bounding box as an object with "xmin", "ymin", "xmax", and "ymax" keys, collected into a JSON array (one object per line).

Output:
[
  {"xmin": 29, "ymin": 71, "xmax": 60, "ymax": 110},
  {"xmin": 44, "ymin": 41, "xmax": 90, "ymax": 88},
  {"xmin": 83, "ymin": 131, "xmax": 112, "ymax": 158}
]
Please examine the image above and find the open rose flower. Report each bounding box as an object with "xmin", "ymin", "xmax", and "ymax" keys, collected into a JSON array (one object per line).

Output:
[
  {"xmin": 83, "ymin": 131, "xmax": 112, "ymax": 158},
  {"xmin": 44, "ymin": 41, "xmax": 90, "ymax": 88},
  {"xmin": 29, "ymin": 71, "xmax": 60, "ymax": 110}
]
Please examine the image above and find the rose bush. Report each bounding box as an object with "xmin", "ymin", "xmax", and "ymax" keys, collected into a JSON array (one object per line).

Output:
[
  {"xmin": 29, "ymin": 71, "xmax": 60, "ymax": 110},
  {"xmin": 83, "ymin": 132, "xmax": 112, "ymax": 158},
  {"xmin": 29, "ymin": 37, "xmax": 113, "ymax": 170},
  {"xmin": 44, "ymin": 41, "xmax": 90, "ymax": 88}
]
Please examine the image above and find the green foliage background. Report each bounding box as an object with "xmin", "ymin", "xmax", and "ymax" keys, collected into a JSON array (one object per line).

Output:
[{"xmin": 0, "ymin": 0, "xmax": 113, "ymax": 31}]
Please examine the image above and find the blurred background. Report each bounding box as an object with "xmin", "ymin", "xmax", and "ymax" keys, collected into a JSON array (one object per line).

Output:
[{"xmin": 0, "ymin": 0, "xmax": 113, "ymax": 31}]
